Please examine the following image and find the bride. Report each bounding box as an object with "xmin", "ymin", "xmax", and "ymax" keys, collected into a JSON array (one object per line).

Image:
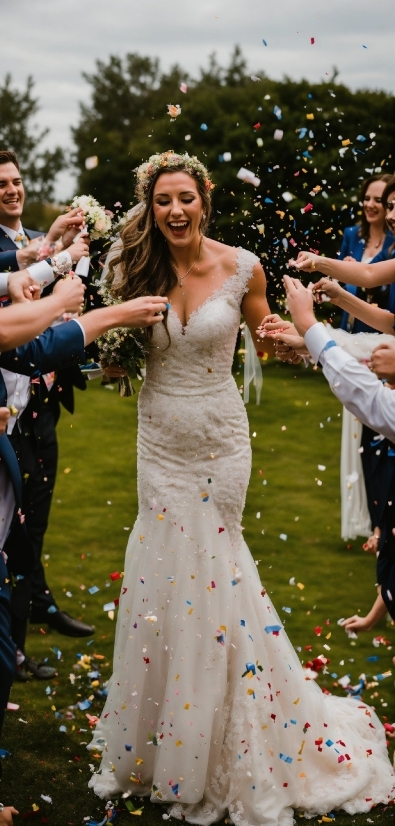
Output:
[{"xmin": 88, "ymin": 152, "xmax": 394, "ymax": 824}]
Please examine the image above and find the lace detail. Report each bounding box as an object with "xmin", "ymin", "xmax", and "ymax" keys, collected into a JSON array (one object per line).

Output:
[{"xmin": 89, "ymin": 246, "xmax": 395, "ymax": 823}]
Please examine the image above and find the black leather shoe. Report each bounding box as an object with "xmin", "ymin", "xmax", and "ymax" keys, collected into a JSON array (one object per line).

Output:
[
  {"xmin": 15, "ymin": 657, "xmax": 57, "ymax": 681},
  {"xmin": 47, "ymin": 610, "xmax": 94, "ymax": 637}
]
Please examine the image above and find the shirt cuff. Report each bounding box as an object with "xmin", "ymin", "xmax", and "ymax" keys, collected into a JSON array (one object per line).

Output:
[
  {"xmin": 27, "ymin": 260, "xmax": 55, "ymax": 287},
  {"xmin": 304, "ymin": 322, "xmax": 337, "ymax": 364},
  {"xmin": 70, "ymin": 318, "xmax": 86, "ymax": 346},
  {"xmin": 0, "ymin": 273, "xmax": 9, "ymax": 294}
]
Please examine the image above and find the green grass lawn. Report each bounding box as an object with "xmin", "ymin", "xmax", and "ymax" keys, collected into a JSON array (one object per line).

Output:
[{"xmin": 1, "ymin": 362, "xmax": 394, "ymax": 825}]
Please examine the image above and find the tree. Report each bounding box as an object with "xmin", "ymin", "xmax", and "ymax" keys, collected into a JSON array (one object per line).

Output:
[
  {"xmin": 72, "ymin": 48, "xmax": 394, "ymax": 303},
  {"xmin": 0, "ymin": 74, "xmax": 65, "ymax": 202}
]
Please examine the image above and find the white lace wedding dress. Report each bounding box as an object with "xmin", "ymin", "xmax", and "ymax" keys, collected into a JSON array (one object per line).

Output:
[{"xmin": 88, "ymin": 249, "xmax": 394, "ymax": 824}]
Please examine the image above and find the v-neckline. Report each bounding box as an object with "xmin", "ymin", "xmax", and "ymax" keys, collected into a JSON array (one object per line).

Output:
[{"xmin": 169, "ymin": 248, "xmax": 243, "ymax": 333}]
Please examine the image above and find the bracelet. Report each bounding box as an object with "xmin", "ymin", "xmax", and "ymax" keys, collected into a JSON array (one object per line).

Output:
[{"xmin": 50, "ymin": 250, "xmax": 72, "ymax": 276}]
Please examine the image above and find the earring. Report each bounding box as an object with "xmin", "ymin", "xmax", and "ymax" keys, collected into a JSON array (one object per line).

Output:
[
  {"xmin": 154, "ymin": 219, "xmax": 157, "ymax": 228},
  {"xmin": 202, "ymin": 213, "xmax": 206, "ymax": 220}
]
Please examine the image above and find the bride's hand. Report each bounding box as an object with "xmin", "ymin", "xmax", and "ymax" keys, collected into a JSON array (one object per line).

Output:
[
  {"xmin": 115, "ymin": 296, "xmax": 170, "ymax": 328},
  {"xmin": 102, "ymin": 363, "xmax": 127, "ymax": 379}
]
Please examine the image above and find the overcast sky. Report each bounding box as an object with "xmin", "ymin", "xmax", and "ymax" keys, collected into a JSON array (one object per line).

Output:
[{"xmin": 2, "ymin": 0, "xmax": 394, "ymax": 200}]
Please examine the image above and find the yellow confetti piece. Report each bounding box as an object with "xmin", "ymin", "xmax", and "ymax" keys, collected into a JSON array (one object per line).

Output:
[
  {"xmin": 341, "ymin": 138, "xmax": 351, "ymax": 146},
  {"xmin": 157, "ymin": 514, "xmax": 165, "ymax": 520},
  {"xmin": 326, "ymin": 632, "xmax": 331, "ymax": 639},
  {"xmin": 136, "ymin": 757, "xmax": 144, "ymax": 765},
  {"xmin": 247, "ymin": 671, "xmax": 253, "ymax": 680},
  {"xmin": 175, "ymin": 739, "xmax": 183, "ymax": 746},
  {"xmin": 322, "ymin": 818, "xmax": 333, "ymax": 823},
  {"xmin": 139, "ymin": 535, "xmax": 144, "ymax": 541},
  {"xmin": 306, "ymin": 113, "xmax": 314, "ymax": 120},
  {"xmin": 275, "ymin": 210, "xmax": 285, "ymax": 219},
  {"xmin": 184, "ymin": 703, "xmax": 190, "ymax": 710},
  {"xmin": 298, "ymin": 740, "xmax": 305, "ymax": 755},
  {"xmin": 32, "ymin": 804, "xmax": 40, "ymax": 812},
  {"xmin": 8, "ymin": 405, "xmax": 18, "ymax": 416},
  {"xmin": 296, "ymin": 582, "xmax": 305, "ymax": 590},
  {"xmin": 300, "ymin": 772, "xmax": 306, "ymax": 778},
  {"xmin": 188, "ymin": 607, "xmax": 194, "ymax": 615},
  {"xmin": 293, "ymin": 698, "xmax": 300, "ymax": 705},
  {"xmin": 247, "ymin": 688, "xmax": 255, "ymax": 695},
  {"xmin": 64, "ymin": 468, "xmax": 71, "ymax": 474},
  {"xmin": 324, "ymin": 228, "xmax": 332, "ymax": 234},
  {"xmin": 190, "ymin": 574, "xmax": 195, "ymax": 579},
  {"xmin": 121, "ymin": 703, "xmax": 127, "ymax": 709},
  {"xmin": 51, "ymin": 705, "xmax": 56, "ymax": 711},
  {"xmin": 174, "ymin": 674, "xmax": 180, "ymax": 681}
]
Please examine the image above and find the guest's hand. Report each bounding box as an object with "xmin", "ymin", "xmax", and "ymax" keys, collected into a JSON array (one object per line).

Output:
[
  {"xmin": 0, "ymin": 805, "xmax": 19, "ymax": 824},
  {"xmin": 15, "ymin": 237, "xmax": 44, "ymax": 268},
  {"xmin": 64, "ymin": 235, "xmax": 90, "ymax": 264},
  {"xmin": 7, "ymin": 270, "xmax": 41, "ymax": 303},
  {"xmin": 369, "ymin": 341, "xmax": 395, "ymax": 384},
  {"xmin": 282, "ymin": 275, "xmax": 317, "ymax": 336},
  {"xmin": 289, "ymin": 251, "xmax": 321, "ymax": 273},
  {"xmin": 363, "ymin": 530, "xmax": 380, "ymax": 554},
  {"xmin": 257, "ymin": 314, "xmax": 299, "ymax": 338},
  {"xmin": 0, "ymin": 407, "xmax": 10, "ymax": 436},
  {"xmin": 53, "ymin": 274, "xmax": 86, "ymax": 314},
  {"xmin": 115, "ymin": 296, "xmax": 169, "ymax": 328},
  {"xmin": 313, "ymin": 277, "xmax": 343, "ymax": 305},
  {"xmin": 341, "ymin": 614, "xmax": 374, "ymax": 633},
  {"xmin": 46, "ymin": 208, "xmax": 85, "ymax": 245}
]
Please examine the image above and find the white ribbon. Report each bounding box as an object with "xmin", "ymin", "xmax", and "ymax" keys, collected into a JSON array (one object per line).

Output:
[{"xmin": 243, "ymin": 325, "xmax": 263, "ymax": 405}]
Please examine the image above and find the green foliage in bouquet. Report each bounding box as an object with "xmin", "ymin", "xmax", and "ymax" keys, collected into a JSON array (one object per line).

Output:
[{"xmin": 96, "ymin": 284, "xmax": 148, "ymax": 396}]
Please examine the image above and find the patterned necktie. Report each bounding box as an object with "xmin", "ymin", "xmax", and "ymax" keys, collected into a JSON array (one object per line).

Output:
[{"xmin": 14, "ymin": 231, "xmax": 28, "ymax": 248}]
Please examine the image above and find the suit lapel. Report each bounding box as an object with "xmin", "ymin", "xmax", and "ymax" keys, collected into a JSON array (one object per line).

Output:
[
  {"xmin": 0, "ymin": 434, "xmax": 22, "ymax": 508},
  {"xmin": 0, "ymin": 227, "xmax": 17, "ymax": 252}
]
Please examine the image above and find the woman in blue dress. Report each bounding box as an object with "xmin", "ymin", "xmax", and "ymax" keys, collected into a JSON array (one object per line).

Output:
[{"xmin": 338, "ymin": 174, "xmax": 395, "ymax": 551}]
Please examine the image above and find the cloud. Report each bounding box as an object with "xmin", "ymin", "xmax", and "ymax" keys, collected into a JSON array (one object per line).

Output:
[{"xmin": 3, "ymin": 0, "xmax": 394, "ymax": 199}]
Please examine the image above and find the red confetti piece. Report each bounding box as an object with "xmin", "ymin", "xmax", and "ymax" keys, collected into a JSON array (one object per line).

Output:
[
  {"xmin": 110, "ymin": 571, "xmax": 121, "ymax": 580},
  {"xmin": 303, "ymin": 203, "xmax": 314, "ymax": 213},
  {"xmin": 254, "ymin": 123, "xmax": 261, "ymax": 130},
  {"xmin": 311, "ymin": 37, "xmax": 315, "ymax": 44},
  {"xmin": 218, "ymin": 527, "xmax": 225, "ymax": 533}
]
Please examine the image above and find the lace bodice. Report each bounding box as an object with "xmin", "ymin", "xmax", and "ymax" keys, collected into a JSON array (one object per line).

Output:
[{"xmin": 145, "ymin": 248, "xmax": 258, "ymax": 393}]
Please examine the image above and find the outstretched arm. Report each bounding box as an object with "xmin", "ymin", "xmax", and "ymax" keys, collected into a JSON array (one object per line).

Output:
[
  {"xmin": 342, "ymin": 592, "xmax": 387, "ymax": 633},
  {"xmin": 313, "ymin": 278, "xmax": 395, "ymax": 335},
  {"xmin": 291, "ymin": 251, "xmax": 395, "ymax": 288},
  {"xmin": 241, "ymin": 262, "xmax": 275, "ymax": 357}
]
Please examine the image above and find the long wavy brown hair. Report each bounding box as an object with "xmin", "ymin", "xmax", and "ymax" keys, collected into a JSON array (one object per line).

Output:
[
  {"xmin": 358, "ymin": 173, "xmax": 394, "ymax": 241},
  {"xmin": 106, "ymin": 166, "xmax": 213, "ymax": 312}
]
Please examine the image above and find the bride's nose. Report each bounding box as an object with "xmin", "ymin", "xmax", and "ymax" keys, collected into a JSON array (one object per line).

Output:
[{"xmin": 170, "ymin": 199, "xmax": 183, "ymax": 217}]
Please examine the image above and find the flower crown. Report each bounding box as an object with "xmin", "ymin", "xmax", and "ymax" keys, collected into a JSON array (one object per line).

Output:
[{"xmin": 134, "ymin": 151, "xmax": 215, "ymax": 202}]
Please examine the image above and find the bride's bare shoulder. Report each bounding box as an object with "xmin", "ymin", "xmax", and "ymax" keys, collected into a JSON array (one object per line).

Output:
[{"xmin": 204, "ymin": 238, "xmax": 243, "ymax": 271}]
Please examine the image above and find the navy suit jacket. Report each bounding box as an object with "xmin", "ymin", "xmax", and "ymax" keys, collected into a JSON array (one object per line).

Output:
[
  {"xmin": 339, "ymin": 225, "xmax": 395, "ymax": 333},
  {"xmin": 0, "ymin": 226, "xmax": 42, "ymax": 273},
  {"xmin": 0, "ymin": 320, "xmax": 85, "ymax": 586}
]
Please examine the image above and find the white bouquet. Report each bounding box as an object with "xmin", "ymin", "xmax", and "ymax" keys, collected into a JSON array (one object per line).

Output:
[{"xmin": 70, "ymin": 194, "xmax": 113, "ymax": 241}]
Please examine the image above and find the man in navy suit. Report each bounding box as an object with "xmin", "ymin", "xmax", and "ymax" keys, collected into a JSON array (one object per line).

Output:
[{"xmin": 0, "ymin": 150, "xmax": 96, "ymax": 656}]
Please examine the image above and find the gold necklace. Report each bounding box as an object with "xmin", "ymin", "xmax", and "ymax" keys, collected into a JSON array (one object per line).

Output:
[{"xmin": 171, "ymin": 240, "xmax": 203, "ymax": 287}]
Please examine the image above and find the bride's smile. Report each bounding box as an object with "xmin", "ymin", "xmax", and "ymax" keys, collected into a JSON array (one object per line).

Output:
[{"xmin": 153, "ymin": 171, "xmax": 203, "ymax": 250}]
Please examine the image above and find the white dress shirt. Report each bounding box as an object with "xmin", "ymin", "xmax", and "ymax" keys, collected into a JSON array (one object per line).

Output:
[
  {"xmin": 0, "ymin": 221, "xmax": 54, "ymax": 294},
  {"xmin": 305, "ymin": 322, "xmax": 395, "ymax": 442}
]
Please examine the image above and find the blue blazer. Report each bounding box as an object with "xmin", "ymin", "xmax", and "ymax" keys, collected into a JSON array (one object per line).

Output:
[
  {"xmin": 0, "ymin": 320, "xmax": 85, "ymax": 588},
  {"xmin": 339, "ymin": 225, "xmax": 395, "ymax": 333},
  {"xmin": 0, "ymin": 226, "xmax": 42, "ymax": 273}
]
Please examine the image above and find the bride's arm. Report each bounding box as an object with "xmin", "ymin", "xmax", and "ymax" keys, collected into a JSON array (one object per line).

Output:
[
  {"xmin": 241, "ymin": 263, "xmax": 276, "ymax": 357},
  {"xmin": 292, "ymin": 251, "xmax": 395, "ymax": 288},
  {"xmin": 314, "ymin": 278, "xmax": 395, "ymax": 336}
]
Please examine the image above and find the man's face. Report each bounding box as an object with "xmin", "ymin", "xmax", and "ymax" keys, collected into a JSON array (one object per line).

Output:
[{"xmin": 0, "ymin": 162, "xmax": 25, "ymax": 226}]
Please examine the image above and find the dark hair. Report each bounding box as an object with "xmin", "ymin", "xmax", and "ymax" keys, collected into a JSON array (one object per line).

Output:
[
  {"xmin": 381, "ymin": 176, "xmax": 395, "ymax": 257},
  {"xmin": 358, "ymin": 173, "xmax": 394, "ymax": 241},
  {"xmin": 0, "ymin": 150, "xmax": 20, "ymax": 170},
  {"xmin": 108, "ymin": 165, "xmax": 212, "ymax": 311}
]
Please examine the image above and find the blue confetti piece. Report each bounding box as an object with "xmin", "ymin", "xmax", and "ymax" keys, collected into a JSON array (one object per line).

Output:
[
  {"xmin": 262, "ymin": 39, "xmax": 268, "ymax": 46},
  {"xmin": 273, "ymin": 105, "xmax": 282, "ymax": 120},
  {"xmin": 103, "ymin": 601, "xmax": 116, "ymax": 612},
  {"xmin": 282, "ymin": 606, "xmax": 291, "ymax": 614},
  {"xmin": 47, "ymin": 605, "xmax": 57, "ymax": 614},
  {"xmin": 264, "ymin": 197, "xmax": 274, "ymax": 204},
  {"xmin": 59, "ymin": 725, "xmax": 67, "ymax": 733},
  {"xmin": 240, "ymin": 619, "xmax": 246, "ymax": 626},
  {"xmin": 171, "ymin": 783, "xmax": 179, "ymax": 795},
  {"xmin": 290, "ymin": 719, "xmax": 297, "ymax": 725},
  {"xmin": 0, "ymin": 749, "xmax": 11, "ymax": 758},
  {"xmin": 202, "ymin": 495, "xmax": 209, "ymax": 502},
  {"xmin": 218, "ymin": 154, "xmax": 224, "ymax": 162},
  {"xmin": 297, "ymin": 128, "xmax": 308, "ymax": 138},
  {"xmin": 125, "ymin": 744, "xmax": 133, "ymax": 751},
  {"xmin": 356, "ymin": 135, "xmax": 367, "ymax": 142},
  {"xmin": 362, "ymin": 44, "xmax": 368, "ymax": 48},
  {"xmin": 78, "ymin": 699, "xmax": 92, "ymax": 711},
  {"xmin": 279, "ymin": 753, "xmax": 293, "ymax": 763},
  {"xmin": 264, "ymin": 625, "xmax": 282, "ymax": 634},
  {"xmin": 186, "ymin": 600, "xmax": 192, "ymax": 605},
  {"xmin": 88, "ymin": 585, "xmax": 99, "ymax": 595},
  {"xmin": 200, "ymin": 123, "xmax": 208, "ymax": 131},
  {"xmin": 246, "ymin": 662, "xmax": 256, "ymax": 675},
  {"xmin": 326, "ymin": 739, "xmax": 334, "ymax": 747}
]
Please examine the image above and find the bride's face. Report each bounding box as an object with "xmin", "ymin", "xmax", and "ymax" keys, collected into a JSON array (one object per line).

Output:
[{"xmin": 152, "ymin": 172, "xmax": 203, "ymax": 247}]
